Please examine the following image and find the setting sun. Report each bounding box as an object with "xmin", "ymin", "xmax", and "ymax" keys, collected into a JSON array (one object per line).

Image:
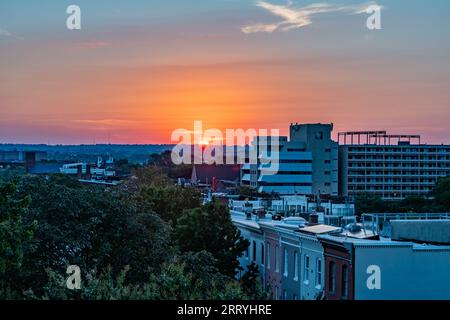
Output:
[{"xmin": 200, "ymin": 139, "xmax": 211, "ymax": 146}]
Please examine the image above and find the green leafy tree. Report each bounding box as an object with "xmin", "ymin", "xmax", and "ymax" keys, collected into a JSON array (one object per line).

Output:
[
  {"xmin": 42, "ymin": 259, "xmax": 253, "ymax": 300},
  {"xmin": 0, "ymin": 179, "xmax": 36, "ymax": 298},
  {"xmin": 355, "ymin": 193, "xmax": 390, "ymax": 215},
  {"xmin": 10, "ymin": 175, "xmax": 172, "ymax": 297},
  {"xmin": 432, "ymin": 177, "xmax": 450, "ymax": 211},
  {"xmin": 240, "ymin": 262, "xmax": 267, "ymax": 299},
  {"xmin": 0, "ymin": 172, "xmax": 265, "ymax": 300},
  {"xmin": 148, "ymin": 150, "xmax": 192, "ymax": 179},
  {"xmin": 137, "ymin": 185, "xmax": 201, "ymax": 224},
  {"xmin": 238, "ymin": 186, "xmax": 272, "ymax": 200},
  {"xmin": 133, "ymin": 166, "xmax": 173, "ymax": 187},
  {"xmin": 174, "ymin": 201, "xmax": 249, "ymax": 277}
]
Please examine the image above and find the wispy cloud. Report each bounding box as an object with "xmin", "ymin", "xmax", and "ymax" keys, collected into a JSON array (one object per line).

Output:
[
  {"xmin": 0, "ymin": 27, "xmax": 24, "ymax": 40},
  {"xmin": 0, "ymin": 27, "xmax": 13, "ymax": 37},
  {"xmin": 242, "ymin": 1, "xmax": 380, "ymax": 34}
]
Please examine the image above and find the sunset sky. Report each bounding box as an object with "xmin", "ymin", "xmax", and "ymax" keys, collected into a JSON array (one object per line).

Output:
[{"xmin": 1, "ymin": 0, "xmax": 450, "ymax": 144}]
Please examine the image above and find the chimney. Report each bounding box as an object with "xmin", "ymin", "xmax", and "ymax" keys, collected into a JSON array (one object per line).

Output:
[{"xmin": 309, "ymin": 213, "xmax": 319, "ymax": 225}]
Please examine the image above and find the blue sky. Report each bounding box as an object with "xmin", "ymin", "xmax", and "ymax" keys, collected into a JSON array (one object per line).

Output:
[{"xmin": 1, "ymin": 1, "xmax": 450, "ymax": 144}]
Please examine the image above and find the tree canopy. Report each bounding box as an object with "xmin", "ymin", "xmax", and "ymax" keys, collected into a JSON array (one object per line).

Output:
[
  {"xmin": 0, "ymin": 167, "xmax": 264, "ymax": 300},
  {"xmin": 355, "ymin": 176, "xmax": 450, "ymax": 215}
]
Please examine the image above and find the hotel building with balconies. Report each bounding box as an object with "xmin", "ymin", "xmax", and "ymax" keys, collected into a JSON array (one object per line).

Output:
[{"xmin": 338, "ymin": 131, "xmax": 450, "ymax": 200}]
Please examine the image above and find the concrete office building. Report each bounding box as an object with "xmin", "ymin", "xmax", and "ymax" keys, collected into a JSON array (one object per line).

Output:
[
  {"xmin": 290, "ymin": 123, "xmax": 338, "ymax": 196},
  {"xmin": 241, "ymin": 123, "xmax": 338, "ymax": 196},
  {"xmin": 241, "ymin": 135, "xmax": 314, "ymax": 195},
  {"xmin": 338, "ymin": 131, "xmax": 450, "ymax": 200}
]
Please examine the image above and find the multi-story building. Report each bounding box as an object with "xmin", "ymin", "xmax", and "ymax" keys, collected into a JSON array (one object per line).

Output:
[
  {"xmin": 0, "ymin": 150, "xmax": 47, "ymax": 163},
  {"xmin": 0, "ymin": 150, "xmax": 47, "ymax": 173},
  {"xmin": 339, "ymin": 131, "xmax": 450, "ymax": 200},
  {"xmin": 290, "ymin": 123, "xmax": 338, "ymax": 196},
  {"xmin": 231, "ymin": 210, "xmax": 343, "ymax": 300},
  {"xmin": 232, "ymin": 207, "xmax": 450, "ymax": 300},
  {"xmin": 295, "ymin": 225, "xmax": 340, "ymax": 300},
  {"xmin": 241, "ymin": 136, "xmax": 313, "ymax": 195},
  {"xmin": 319, "ymin": 221, "xmax": 450, "ymax": 300},
  {"xmin": 241, "ymin": 123, "xmax": 338, "ymax": 196}
]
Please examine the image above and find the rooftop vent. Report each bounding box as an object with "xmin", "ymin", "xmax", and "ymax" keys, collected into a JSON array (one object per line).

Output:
[
  {"xmin": 283, "ymin": 217, "xmax": 307, "ymax": 227},
  {"xmin": 345, "ymin": 223, "xmax": 363, "ymax": 234}
]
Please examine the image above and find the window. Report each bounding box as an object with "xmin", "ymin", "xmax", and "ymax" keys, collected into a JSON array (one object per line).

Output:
[
  {"xmin": 303, "ymin": 255, "xmax": 310, "ymax": 282},
  {"xmin": 261, "ymin": 243, "xmax": 265, "ymax": 266},
  {"xmin": 293, "ymin": 252, "xmax": 299, "ymax": 281},
  {"xmin": 275, "ymin": 246, "xmax": 280, "ymax": 272},
  {"xmin": 283, "ymin": 249, "xmax": 289, "ymax": 277},
  {"xmin": 252, "ymin": 241, "xmax": 257, "ymax": 262},
  {"xmin": 342, "ymin": 265, "xmax": 349, "ymax": 298},
  {"xmin": 315, "ymin": 131, "xmax": 324, "ymax": 140},
  {"xmin": 267, "ymin": 243, "xmax": 271, "ymax": 270},
  {"xmin": 316, "ymin": 259, "xmax": 322, "ymax": 286},
  {"xmin": 329, "ymin": 261, "xmax": 335, "ymax": 294}
]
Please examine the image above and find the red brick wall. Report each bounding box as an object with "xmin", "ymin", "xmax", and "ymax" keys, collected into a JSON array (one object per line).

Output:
[{"xmin": 324, "ymin": 246, "xmax": 354, "ymax": 300}]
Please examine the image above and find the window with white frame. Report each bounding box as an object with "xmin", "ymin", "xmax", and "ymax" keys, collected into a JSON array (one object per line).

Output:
[
  {"xmin": 303, "ymin": 255, "xmax": 310, "ymax": 282},
  {"xmin": 316, "ymin": 258, "xmax": 322, "ymax": 286}
]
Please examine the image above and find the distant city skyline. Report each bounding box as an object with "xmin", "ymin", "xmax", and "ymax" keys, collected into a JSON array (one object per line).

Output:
[{"xmin": 1, "ymin": 0, "xmax": 450, "ymax": 145}]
